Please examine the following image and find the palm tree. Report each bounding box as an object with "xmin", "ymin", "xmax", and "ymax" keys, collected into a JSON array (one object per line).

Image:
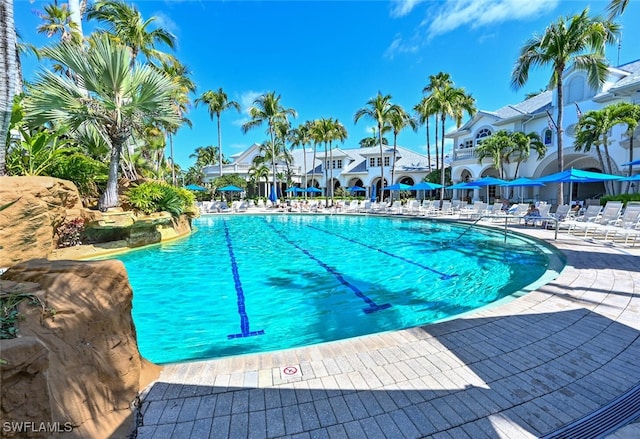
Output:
[
  {"xmin": 510, "ymin": 131, "xmax": 547, "ymax": 179},
  {"xmin": 195, "ymin": 88, "xmax": 240, "ymax": 177},
  {"xmin": 0, "ymin": 0, "xmax": 17, "ymax": 176},
  {"xmin": 511, "ymin": 7, "xmax": 619, "ymax": 205},
  {"xmin": 389, "ymin": 106, "xmax": 416, "ymax": 185},
  {"xmin": 414, "ymin": 96, "xmax": 437, "ymax": 170},
  {"xmin": 289, "ymin": 121, "xmax": 313, "ymax": 195},
  {"xmin": 328, "ymin": 119, "xmax": 348, "ymax": 205},
  {"xmin": 354, "ymin": 93, "xmax": 400, "ymax": 201},
  {"xmin": 190, "ymin": 145, "xmax": 221, "ymax": 167},
  {"xmin": 574, "ymin": 102, "xmax": 640, "ymax": 194},
  {"xmin": 423, "ymin": 73, "xmax": 453, "ymax": 170},
  {"xmin": 36, "ymin": 2, "xmax": 82, "ymax": 44},
  {"xmin": 87, "ymin": 0, "xmax": 176, "ymax": 67},
  {"xmin": 249, "ymin": 162, "xmax": 269, "ymax": 197},
  {"xmin": 24, "ymin": 35, "xmax": 180, "ymax": 210},
  {"xmin": 310, "ymin": 117, "xmax": 333, "ymax": 204},
  {"xmin": 241, "ymin": 92, "xmax": 297, "ymax": 202},
  {"xmin": 159, "ymin": 59, "xmax": 195, "ymax": 186},
  {"xmin": 433, "ymin": 83, "xmax": 476, "ymax": 202}
]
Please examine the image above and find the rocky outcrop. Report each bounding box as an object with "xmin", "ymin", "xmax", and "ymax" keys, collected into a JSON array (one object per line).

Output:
[
  {"xmin": 0, "ymin": 259, "xmax": 161, "ymax": 438},
  {"xmin": 0, "ymin": 176, "xmax": 84, "ymax": 267}
]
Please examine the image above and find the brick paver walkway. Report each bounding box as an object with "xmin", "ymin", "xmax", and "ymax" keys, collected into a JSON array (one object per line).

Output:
[{"xmin": 135, "ymin": 225, "xmax": 640, "ymax": 438}]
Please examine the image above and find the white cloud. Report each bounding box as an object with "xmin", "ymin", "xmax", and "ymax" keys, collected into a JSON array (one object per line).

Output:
[
  {"xmin": 384, "ymin": 0, "xmax": 559, "ymax": 59},
  {"xmin": 238, "ymin": 90, "xmax": 264, "ymax": 115},
  {"xmin": 389, "ymin": 0, "xmax": 424, "ymax": 18},
  {"xmin": 151, "ymin": 11, "xmax": 179, "ymax": 37},
  {"xmin": 423, "ymin": 0, "xmax": 560, "ymax": 40}
]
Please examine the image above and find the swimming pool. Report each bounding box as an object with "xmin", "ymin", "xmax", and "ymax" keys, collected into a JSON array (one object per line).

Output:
[{"xmin": 108, "ymin": 214, "xmax": 562, "ymax": 364}]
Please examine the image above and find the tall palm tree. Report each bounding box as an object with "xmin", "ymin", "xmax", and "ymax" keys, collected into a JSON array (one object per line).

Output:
[
  {"xmin": 159, "ymin": 59, "xmax": 195, "ymax": 186},
  {"xmin": 433, "ymin": 84, "xmax": 476, "ymax": 202},
  {"xmin": 423, "ymin": 73, "xmax": 453, "ymax": 170},
  {"xmin": 248, "ymin": 162, "xmax": 269, "ymax": 198},
  {"xmin": 510, "ymin": 131, "xmax": 547, "ymax": 179},
  {"xmin": 389, "ymin": 106, "xmax": 416, "ymax": 185},
  {"xmin": 511, "ymin": 7, "xmax": 619, "ymax": 205},
  {"xmin": 354, "ymin": 92, "xmax": 400, "ymax": 201},
  {"xmin": 195, "ymin": 88, "xmax": 240, "ymax": 177},
  {"xmin": 87, "ymin": 0, "xmax": 176, "ymax": 68},
  {"xmin": 24, "ymin": 35, "xmax": 180, "ymax": 210},
  {"xmin": 328, "ymin": 119, "xmax": 348, "ymax": 205},
  {"xmin": 289, "ymin": 121, "xmax": 312, "ymax": 195},
  {"xmin": 414, "ymin": 96, "xmax": 437, "ymax": 171},
  {"xmin": 310, "ymin": 117, "xmax": 334, "ymax": 205},
  {"xmin": 0, "ymin": 0, "xmax": 17, "ymax": 176},
  {"xmin": 241, "ymin": 92, "xmax": 296, "ymax": 202}
]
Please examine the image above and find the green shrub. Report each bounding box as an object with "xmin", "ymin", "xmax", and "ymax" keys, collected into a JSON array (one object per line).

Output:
[
  {"xmin": 48, "ymin": 153, "xmax": 108, "ymax": 197},
  {"xmin": 127, "ymin": 181, "xmax": 195, "ymax": 216},
  {"xmin": 599, "ymin": 193, "xmax": 640, "ymax": 206}
]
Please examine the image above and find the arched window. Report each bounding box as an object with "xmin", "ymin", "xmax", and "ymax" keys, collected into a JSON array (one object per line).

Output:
[
  {"xmin": 565, "ymin": 76, "xmax": 585, "ymax": 104},
  {"xmin": 543, "ymin": 128, "xmax": 553, "ymax": 145},
  {"xmin": 475, "ymin": 128, "xmax": 492, "ymax": 145}
]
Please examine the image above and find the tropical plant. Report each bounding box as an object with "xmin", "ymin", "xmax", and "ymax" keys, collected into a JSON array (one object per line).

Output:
[
  {"xmin": 195, "ymin": 88, "xmax": 240, "ymax": 177},
  {"xmin": 190, "ymin": 145, "xmax": 223, "ymax": 167},
  {"xmin": 423, "ymin": 72, "xmax": 454, "ymax": 170},
  {"xmin": 511, "ymin": 7, "xmax": 619, "ymax": 205},
  {"xmin": 6, "ymin": 126, "xmax": 74, "ymax": 176},
  {"xmin": 607, "ymin": 0, "xmax": 630, "ymax": 18},
  {"xmin": 289, "ymin": 121, "xmax": 313, "ymax": 193},
  {"xmin": 24, "ymin": 35, "xmax": 181, "ymax": 210},
  {"xmin": 248, "ymin": 162, "xmax": 269, "ymax": 197},
  {"xmin": 241, "ymin": 91, "xmax": 297, "ymax": 201},
  {"xmin": 56, "ymin": 217, "xmax": 85, "ymax": 248},
  {"xmin": 354, "ymin": 92, "xmax": 400, "ymax": 201},
  {"xmin": 414, "ymin": 96, "xmax": 436, "ymax": 170},
  {"xmin": 126, "ymin": 181, "xmax": 194, "ymax": 216},
  {"xmin": 0, "ymin": 0, "xmax": 17, "ymax": 176},
  {"xmin": 47, "ymin": 152, "xmax": 108, "ymax": 197},
  {"xmin": 86, "ymin": 0, "xmax": 176, "ymax": 67},
  {"xmin": 476, "ymin": 130, "xmax": 546, "ymax": 181},
  {"xmin": 431, "ymin": 82, "xmax": 476, "ymax": 202},
  {"xmin": 36, "ymin": 2, "xmax": 82, "ymax": 44},
  {"xmin": 389, "ymin": 106, "xmax": 416, "ymax": 185},
  {"xmin": 574, "ymin": 102, "xmax": 640, "ymax": 194}
]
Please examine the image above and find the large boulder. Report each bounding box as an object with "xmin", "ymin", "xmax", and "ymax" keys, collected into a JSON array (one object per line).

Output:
[
  {"xmin": 0, "ymin": 176, "xmax": 83, "ymax": 267},
  {"xmin": 0, "ymin": 259, "xmax": 161, "ymax": 438}
]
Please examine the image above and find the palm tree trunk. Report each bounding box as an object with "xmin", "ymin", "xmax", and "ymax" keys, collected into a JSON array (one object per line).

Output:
[
  {"xmin": 311, "ymin": 143, "xmax": 317, "ymax": 193},
  {"xmin": 434, "ymin": 115, "xmax": 439, "ymax": 170},
  {"xmin": 627, "ymin": 131, "xmax": 635, "ymax": 193},
  {"xmin": 329, "ymin": 142, "xmax": 334, "ymax": 205},
  {"xmin": 425, "ymin": 121, "xmax": 431, "ymax": 171},
  {"xmin": 324, "ymin": 142, "xmax": 329, "ymax": 207},
  {"xmin": 440, "ymin": 114, "xmax": 446, "ymax": 205},
  {"xmin": 303, "ymin": 144, "xmax": 308, "ymax": 200},
  {"xmin": 602, "ymin": 138, "xmax": 616, "ymax": 194},
  {"xmin": 169, "ymin": 133, "xmax": 176, "ymax": 186},
  {"xmin": 0, "ymin": 0, "xmax": 17, "ymax": 176},
  {"xmin": 556, "ymin": 72, "xmax": 565, "ymax": 205},
  {"xmin": 378, "ymin": 124, "xmax": 384, "ymax": 202},
  {"xmin": 100, "ymin": 138, "xmax": 124, "ymax": 210},
  {"xmin": 217, "ymin": 114, "xmax": 223, "ymax": 177}
]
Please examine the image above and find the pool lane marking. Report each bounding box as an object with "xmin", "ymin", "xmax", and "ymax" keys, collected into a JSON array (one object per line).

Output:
[
  {"xmin": 263, "ymin": 220, "xmax": 391, "ymax": 314},
  {"xmin": 307, "ymin": 224, "xmax": 458, "ymax": 280},
  {"xmin": 223, "ymin": 219, "xmax": 265, "ymax": 339}
]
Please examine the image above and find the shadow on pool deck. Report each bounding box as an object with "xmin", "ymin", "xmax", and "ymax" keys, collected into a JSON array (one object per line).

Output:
[{"xmin": 134, "ymin": 305, "xmax": 640, "ymax": 439}]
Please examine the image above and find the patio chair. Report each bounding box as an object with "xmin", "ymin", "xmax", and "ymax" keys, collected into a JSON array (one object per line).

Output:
[
  {"xmin": 572, "ymin": 201, "xmax": 622, "ymax": 237},
  {"xmin": 590, "ymin": 204, "xmax": 640, "ymax": 242},
  {"xmin": 562, "ymin": 205, "xmax": 602, "ymax": 233}
]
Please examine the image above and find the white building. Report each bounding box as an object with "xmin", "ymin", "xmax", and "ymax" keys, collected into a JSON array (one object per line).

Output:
[
  {"xmin": 446, "ymin": 59, "xmax": 640, "ymax": 204},
  {"xmin": 202, "ymin": 143, "xmax": 435, "ymax": 200}
]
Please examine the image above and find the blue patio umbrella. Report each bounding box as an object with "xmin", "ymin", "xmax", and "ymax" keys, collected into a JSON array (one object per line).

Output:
[
  {"xmin": 408, "ymin": 182, "xmax": 444, "ymax": 191},
  {"xmin": 184, "ymin": 184, "xmax": 206, "ymax": 191},
  {"xmin": 622, "ymin": 159, "xmax": 640, "ymax": 166},
  {"xmin": 305, "ymin": 187, "xmax": 322, "ymax": 193},
  {"xmin": 370, "ymin": 185, "xmax": 377, "ymax": 202},
  {"xmin": 499, "ymin": 177, "xmax": 545, "ymax": 202},
  {"xmin": 470, "ymin": 176, "xmax": 508, "ymax": 201},
  {"xmin": 218, "ymin": 185, "xmax": 244, "ymax": 192},
  {"xmin": 536, "ymin": 168, "xmax": 622, "ymax": 206},
  {"xmin": 446, "ymin": 182, "xmax": 481, "ymax": 190},
  {"xmin": 347, "ymin": 186, "xmax": 366, "ymax": 192},
  {"xmin": 620, "ymin": 174, "xmax": 640, "ymax": 181},
  {"xmin": 385, "ymin": 183, "xmax": 412, "ymax": 191}
]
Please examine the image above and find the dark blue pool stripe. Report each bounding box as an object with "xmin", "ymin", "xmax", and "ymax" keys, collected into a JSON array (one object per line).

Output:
[
  {"xmin": 223, "ymin": 220, "xmax": 265, "ymax": 339},
  {"xmin": 263, "ymin": 220, "xmax": 391, "ymax": 314},
  {"xmin": 307, "ymin": 225, "xmax": 457, "ymax": 280}
]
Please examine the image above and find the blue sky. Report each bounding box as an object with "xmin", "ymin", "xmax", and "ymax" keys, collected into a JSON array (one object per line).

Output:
[{"xmin": 15, "ymin": 0, "xmax": 640, "ymax": 169}]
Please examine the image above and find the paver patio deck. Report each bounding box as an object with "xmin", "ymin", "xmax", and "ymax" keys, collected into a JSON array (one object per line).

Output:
[{"xmin": 134, "ymin": 224, "xmax": 640, "ymax": 438}]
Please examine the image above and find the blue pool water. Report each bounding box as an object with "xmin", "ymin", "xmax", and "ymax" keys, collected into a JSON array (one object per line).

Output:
[{"xmin": 106, "ymin": 214, "xmax": 559, "ymax": 364}]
